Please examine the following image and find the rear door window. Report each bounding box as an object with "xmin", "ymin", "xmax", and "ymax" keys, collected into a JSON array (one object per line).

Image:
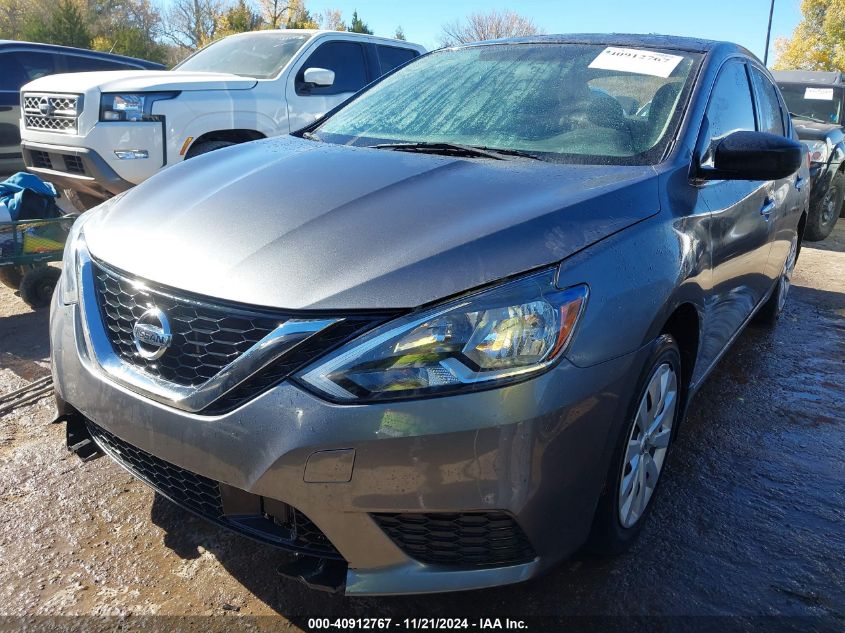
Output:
[
  {"xmin": 376, "ymin": 45, "xmax": 417, "ymax": 75},
  {"xmin": 296, "ymin": 41, "xmax": 369, "ymax": 95},
  {"xmin": 749, "ymin": 67, "xmax": 786, "ymax": 136},
  {"xmin": 10, "ymin": 51, "xmax": 59, "ymax": 86}
]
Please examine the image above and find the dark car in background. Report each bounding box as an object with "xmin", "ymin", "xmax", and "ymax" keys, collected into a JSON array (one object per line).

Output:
[
  {"xmin": 0, "ymin": 41, "xmax": 164, "ymax": 176},
  {"xmin": 53, "ymin": 35, "xmax": 808, "ymax": 595},
  {"xmin": 773, "ymin": 69, "xmax": 845, "ymax": 240}
]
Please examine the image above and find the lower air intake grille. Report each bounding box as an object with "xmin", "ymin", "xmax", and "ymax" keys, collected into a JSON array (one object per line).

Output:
[
  {"xmin": 64, "ymin": 154, "xmax": 85, "ymax": 174},
  {"xmin": 87, "ymin": 420, "xmax": 341, "ymax": 558},
  {"xmin": 30, "ymin": 150, "xmax": 52, "ymax": 170},
  {"xmin": 372, "ymin": 512, "xmax": 535, "ymax": 567}
]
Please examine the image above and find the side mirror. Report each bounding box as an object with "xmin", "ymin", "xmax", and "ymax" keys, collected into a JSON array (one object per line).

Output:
[
  {"xmin": 699, "ymin": 130, "xmax": 803, "ymax": 181},
  {"xmin": 302, "ymin": 67, "xmax": 335, "ymax": 88}
]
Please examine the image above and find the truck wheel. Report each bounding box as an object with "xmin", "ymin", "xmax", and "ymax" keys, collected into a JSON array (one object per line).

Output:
[
  {"xmin": 805, "ymin": 171, "xmax": 843, "ymax": 241},
  {"xmin": 185, "ymin": 140, "xmax": 235, "ymax": 159},
  {"xmin": 0, "ymin": 266, "xmax": 25, "ymax": 290},
  {"xmin": 18, "ymin": 266, "xmax": 61, "ymax": 309}
]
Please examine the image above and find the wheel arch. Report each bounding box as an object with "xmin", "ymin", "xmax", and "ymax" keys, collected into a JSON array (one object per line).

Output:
[
  {"xmin": 658, "ymin": 302, "xmax": 701, "ymax": 422},
  {"xmin": 186, "ymin": 129, "xmax": 266, "ymax": 155}
]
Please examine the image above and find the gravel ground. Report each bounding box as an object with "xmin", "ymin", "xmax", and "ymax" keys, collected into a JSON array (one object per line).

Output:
[{"xmin": 0, "ymin": 221, "xmax": 843, "ymax": 631}]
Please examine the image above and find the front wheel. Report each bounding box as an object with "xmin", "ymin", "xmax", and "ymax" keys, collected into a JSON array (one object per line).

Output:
[
  {"xmin": 805, "ymin": 171, "xmax": 843, "ymax": 241},
  {"xmin": 755, "ymin": 234, "xmax": 798, "ymax": 326},
  {"xmin": 588, "ymin": 335, "xmax": 682, "ymax": 553}
]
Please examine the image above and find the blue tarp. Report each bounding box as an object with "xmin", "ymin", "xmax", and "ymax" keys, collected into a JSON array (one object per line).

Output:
[{"xmin": 0, "ymin": 172, "xmax": 59, "ymax": 221}]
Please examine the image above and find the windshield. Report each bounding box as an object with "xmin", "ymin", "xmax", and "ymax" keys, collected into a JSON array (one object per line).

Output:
[
  {"xmin": 174, "ymin": 33, "xmax": 310, "ymax": 78},
  {"xmin": 779, "ymin": 83, "xmax": 843, "ymax": 124},
  {"xmin": 313, "ymin": 43, "xmax": 701, "ymax": 164}
]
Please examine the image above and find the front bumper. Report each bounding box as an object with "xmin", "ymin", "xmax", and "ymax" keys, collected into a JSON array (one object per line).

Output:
[{"xmin": 50, "ymin": 284, "xmax": 645, "ymax": 595}]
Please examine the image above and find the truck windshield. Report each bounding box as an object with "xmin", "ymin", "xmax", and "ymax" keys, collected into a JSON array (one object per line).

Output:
[
  {"xmin": 313, "ymin": 43, "xmax": 701, "ymax": 165},
  {"xmin": 173, "ymin": 33, "xmax": 310, "ymax": 79},
  {"xmin": 779, "ymin": 83, "xmax": 843, "ymax": 124}
]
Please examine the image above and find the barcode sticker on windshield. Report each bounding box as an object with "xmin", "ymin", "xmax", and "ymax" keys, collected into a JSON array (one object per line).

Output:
[
  {"xmin": 805, "ymin": 87, "xmax": 834, "ymax": 101},
  {"xmin": 589, "ymin": 47, "xmax": 684, "ymax": 78}
]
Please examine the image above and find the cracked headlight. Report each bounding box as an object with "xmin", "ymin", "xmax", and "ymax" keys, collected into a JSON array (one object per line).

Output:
[{"xmin": 296, "ymin": 270, "xmax": 588, "ymax": 402}]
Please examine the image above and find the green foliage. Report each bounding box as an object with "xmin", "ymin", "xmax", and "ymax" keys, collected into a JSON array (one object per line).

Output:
[
  {"xmin": 91, "ymin": 27, "xmax": 167, "ymax": 64},
  {"xmin": 774, "ymin": 0, "xmax": 845, "ymax": 71},
  {"xmin": 24, "ymin": 0, "xmax": 91, "ymax": 48},
  {"xmin": 220, "ymin": 0, "xmax": 262, "ymax": 34},
  {"xmin": 348, "ymin": 9, "xmax": 372, "ymax": 34}
]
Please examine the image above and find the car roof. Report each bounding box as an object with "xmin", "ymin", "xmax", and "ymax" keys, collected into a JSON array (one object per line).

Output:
[
  {"xmin": 222, "ymin": 29, "xmax": 425, "ymax": 50},
  {"xmin": 771, "ymin": 69, "xmax": 843, "ymax": 85},
  {"xmin": 455, "ymin": 33, "xmax": 752, "ymax": 57},
  {"xmin": 0, "ymin": 39, "xmax": 164, "ymax": 68}
]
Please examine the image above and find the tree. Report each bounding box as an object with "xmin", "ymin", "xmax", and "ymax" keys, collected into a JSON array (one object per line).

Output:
[
  {"xmin": 348, "ymin": 9, "xmax": 371, "ymax": 34},
  {"xmin": 439, "ymin": 9, "xmax": 542, "ymax": 47},
  {"xmin": 163, "ymin": 0, "xmax": 224, "ymax": 50},
  {"xmin": 319, "ymin": 8, "xmax": 345, "ymax": 31},
  {"xmin": 89, "ymin": 0, "xmax": 168, "ymax": 63},
  {"xmin": 285, "ymin": 0, "xmax": 317, "ymax": 28},
  {"xmin": 773, "ymin": 0, "xmax": 845, "ymax": 71},
  {"xmin": 394, "ymin": 25, "xmax": 405, "ymax": 41},
  {"xmin": 219, "ymin": 0, "xmax": 262, "ymax": 35},
  {"xmin": 24, "ymin": 0, "xmax": 91, "ymax": 48},
  {"xmin": 257, "ymin": 0, "xmax": 286, "ymax": 28}
]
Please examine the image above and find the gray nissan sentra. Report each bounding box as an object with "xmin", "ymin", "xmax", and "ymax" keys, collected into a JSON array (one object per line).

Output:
[{"xmin": 51, "ymin": 34, "xmax": 809, "ymax": 595}]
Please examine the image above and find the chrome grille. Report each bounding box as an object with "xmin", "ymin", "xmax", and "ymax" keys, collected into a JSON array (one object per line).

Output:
[
  {"xmin": 22, "ymin": 93, "xmax": 80, "ymax": 133},
  {"xmin": 89, "ymin": 260, "xmax": 389, "ymax": 412}
]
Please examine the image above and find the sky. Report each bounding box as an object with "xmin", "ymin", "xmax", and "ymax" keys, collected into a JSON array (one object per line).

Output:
[{"xmin": 302, "ymin": 0, "xmax": 803, "ymax": 64}]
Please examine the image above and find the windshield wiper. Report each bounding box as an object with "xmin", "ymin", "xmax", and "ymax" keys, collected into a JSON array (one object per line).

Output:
[
  {"xmin": 301, "ymin": 131, "xmax": 322, "ymax": 141},
  {"xmin": 789, "ymin": 111, "xmax": 826, "ymax": 124},
  {"xmin": 371, "ymin": 141, "xmax": 538, "ymax": 161}
]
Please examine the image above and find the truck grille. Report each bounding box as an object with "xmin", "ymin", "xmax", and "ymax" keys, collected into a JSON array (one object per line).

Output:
[
  {"xmin": 91, "ymin": 259, "xmax": 388, "ymax": 412},
  {"xmin": 86, "ymin": 419, "xmax": 341, "ymax": 558},
  {"xmin": 372, "ymin": 512, "xmax": 536, "ymax": 568},
  {"xmin": 23, "ymin": 93, "xmax": 81, "ymax": 133}
]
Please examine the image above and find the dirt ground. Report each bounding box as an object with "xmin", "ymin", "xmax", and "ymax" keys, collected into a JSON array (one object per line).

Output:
[{"xmin": 0, "ymin": 222, "xmax": 843, "ymax": 631}]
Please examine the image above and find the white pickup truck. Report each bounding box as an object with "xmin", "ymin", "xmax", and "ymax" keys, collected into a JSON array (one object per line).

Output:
[{"xmin": 19, "ymin": 29, "xmax": 424, "ymax": 208}]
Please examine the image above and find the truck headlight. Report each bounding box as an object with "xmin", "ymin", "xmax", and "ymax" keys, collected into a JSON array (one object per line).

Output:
[
  {"xmin": 99, "ymin": 92, "xmax": 178, "ymax": 122},
  {"xmin": 296, "ymin": 270, "xmax": 588, "ymax": 402},
  {"xmin": 806, "ymin": 140, "xmax": 829, "ymax": 164}
]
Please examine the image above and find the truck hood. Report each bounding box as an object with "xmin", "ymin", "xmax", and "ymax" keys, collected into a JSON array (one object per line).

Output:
[
  {"xmin": 21, "ymin": 70, "xmax": 257, "ymax": 94},
  {"xmin": 84, "ymin": 136, "xmax": 660, "ymax": 310},
  {"xmin": 792, "ymin": 119, "xmax": 844, "ymax": 142}
]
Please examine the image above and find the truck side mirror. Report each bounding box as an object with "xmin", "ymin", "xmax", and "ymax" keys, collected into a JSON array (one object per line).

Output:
[{"xmin": 303, "ymin": 68, "xmax": 335, "ymax": 88}]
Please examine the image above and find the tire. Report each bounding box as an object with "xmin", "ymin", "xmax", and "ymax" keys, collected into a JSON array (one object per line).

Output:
[
  {"xmin": 0, "ymin": 266, "xmax": 24, "ymax": 290},
  {"xmin": 755, "ymin": 233, "xmax": 798, "ymax": 327},
  {"xmin": 185, "ymin": 140, "xmax": 236, "ymax": 159},
  {"xmin": 18, "ymin": 266, "xmax": 61, "ymax": 309},
  {"xmin": 805, "ymin": 171, "xmax": 843, "ymax": 241},
  {"xmin": 588, "ymin": 334, "xmax": 682, "ymax": 554}
]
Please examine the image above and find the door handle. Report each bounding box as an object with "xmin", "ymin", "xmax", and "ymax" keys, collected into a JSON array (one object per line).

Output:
[
  {"xmin": 761, "ymin": 197, "xmax": 776, "ymax": 217},
  {"xmin": 795, "ymin": 175, "xmax": 806, "ymax": 191}
]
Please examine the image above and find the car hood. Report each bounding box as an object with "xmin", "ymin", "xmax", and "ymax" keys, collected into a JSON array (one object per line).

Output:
[
  {"xmin": 21, "ymin": 70, "xmax": 257, "ymax": 95},
  {"xmin": 84, "ymin": 137, "xmax": 660, "ymax": 310}
]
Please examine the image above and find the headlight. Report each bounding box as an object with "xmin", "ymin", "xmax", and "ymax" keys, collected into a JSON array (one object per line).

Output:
[
  {"xmin": 806, "ymin": 140, "xmax": 829, "ymax": 164},
  {"xmin": 59, "ymin": 215, "xmax": 91, "ymax": 305},
  {"xmin": 99, "ymin": 92, "xmax": 178, "ymax": 122},
  {"xmin": 297, "ymin": 270, "xmax": 588, "ymax": 402}
]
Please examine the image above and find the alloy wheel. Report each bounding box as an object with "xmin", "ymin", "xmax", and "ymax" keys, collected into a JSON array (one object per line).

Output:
[
  {"xmin": 821, "ymin": 188, "xmax": 838, "ymax": 226},
  {"xmin": 618, "ymin": 362, "xmax": 678, "ymax": 528}
]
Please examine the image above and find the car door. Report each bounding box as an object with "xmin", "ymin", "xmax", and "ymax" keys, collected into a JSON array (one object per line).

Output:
[
  {"xmin": 748, "ymin": 64, "xmax": 804, "ymax": 283},
  {"xmin": 697, "ymin": 59, "xmax": 776, "ymax": 362},
  {"xmin": 0, "ymin": 50, "xmax": 59, "ymax": 175},
  {"xmin": 285, "ymin": 39, "xmax": 372, "ymax": 132}
]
